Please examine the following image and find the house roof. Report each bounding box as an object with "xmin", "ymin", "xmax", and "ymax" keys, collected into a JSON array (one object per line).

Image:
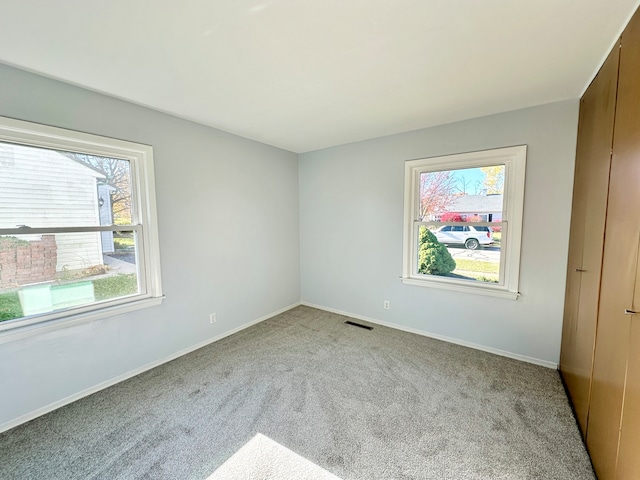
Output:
[{"xmin": 447, "ymin": 195, "xmax": 503, "ymax": 213}]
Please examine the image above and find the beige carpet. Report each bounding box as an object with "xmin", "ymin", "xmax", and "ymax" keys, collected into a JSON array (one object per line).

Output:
[{"xmin": 207, "ymin": 433, "xmax": 342, "ymax": 480}]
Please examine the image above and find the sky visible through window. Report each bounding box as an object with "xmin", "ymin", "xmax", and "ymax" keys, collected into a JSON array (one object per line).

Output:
[{"xmin": 449, "ymin": 167, "xmax": 497, "ymax": 195}]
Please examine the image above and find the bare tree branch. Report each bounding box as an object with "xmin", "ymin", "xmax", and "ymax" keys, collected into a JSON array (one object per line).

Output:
[{"xmin": 72, "ymin": 153, "xmax": 132, "ymax": 224}]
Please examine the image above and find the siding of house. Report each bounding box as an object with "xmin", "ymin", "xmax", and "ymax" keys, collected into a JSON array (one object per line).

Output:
[{"xmin": 0, "ymin": 143, "xmax": 104, "ymax": 272}]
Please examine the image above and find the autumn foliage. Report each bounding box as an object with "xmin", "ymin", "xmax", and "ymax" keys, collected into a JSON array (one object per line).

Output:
[
  {"xmin": 419, "ymin": 171, "xmax": 457, "ymax": 220},
  {"xmin": 440, "ymin": 212, "xmax": 463, "ymax": 222}
]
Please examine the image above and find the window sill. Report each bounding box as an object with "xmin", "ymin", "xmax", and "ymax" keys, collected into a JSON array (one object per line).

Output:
[
  {"xmin": 0, "ymin": 296, "xmax": 164, "ymax": 345},
  {"xmin": 401, "ymin": 277, "xmax": 520, "ymax": 300}
]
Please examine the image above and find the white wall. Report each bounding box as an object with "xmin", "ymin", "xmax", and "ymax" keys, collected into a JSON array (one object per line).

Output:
[
  {"xmin": 299, "ymin": 100, "xmax": 579, "ymax": 366},
  {"xmin": 0, "ymin": 63, "xmax": 300, "ymax": 429}
]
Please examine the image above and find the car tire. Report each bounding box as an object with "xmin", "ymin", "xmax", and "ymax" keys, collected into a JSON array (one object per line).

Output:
[{"xmin": 465, "ymin": 238, "xmax": 480, "ymax": 250}]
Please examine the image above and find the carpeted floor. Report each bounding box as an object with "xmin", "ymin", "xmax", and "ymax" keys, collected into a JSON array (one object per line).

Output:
[{"xmin": 0, "ymin": 306, "xmax": 594, "ymax": 479}]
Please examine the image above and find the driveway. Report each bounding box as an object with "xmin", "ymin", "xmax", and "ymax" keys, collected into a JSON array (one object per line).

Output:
[
  {"xmin": 103, "ymin": 254, "xmax": 137, "ymax": 274},
  {"xmin": 447, "ymin": 246, "xmax": 501, "ymax": 263}
]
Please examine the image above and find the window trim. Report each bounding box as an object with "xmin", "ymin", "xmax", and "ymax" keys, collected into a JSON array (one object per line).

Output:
[
  {"xmin": 0, "ymin": 116, "xmax": 163, "ymax": 337},
  {"xmin": 402, "ymin": 146, "xmax": 527, "ymax": 299}
]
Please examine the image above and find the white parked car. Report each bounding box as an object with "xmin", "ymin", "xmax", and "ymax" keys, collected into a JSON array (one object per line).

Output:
[{"xmin": 433, "ymin": 225, "xmax": 494, "ymax": 250}]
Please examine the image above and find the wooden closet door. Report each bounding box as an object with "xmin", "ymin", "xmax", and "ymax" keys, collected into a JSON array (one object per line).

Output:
[
  {"xmin": 587, "ymin": 9, "xmax": 640, "ymax": 480},
  {"xmin": 560, "ymin": 42, "xmax": 619, "ymax": 436},
  {"xmin": 611, "ymin": 10, "xmax": 640, "ymax": 478},
  {"xmin": 616, "ymin": 268, "xmax": 640, "ymax": 479}
]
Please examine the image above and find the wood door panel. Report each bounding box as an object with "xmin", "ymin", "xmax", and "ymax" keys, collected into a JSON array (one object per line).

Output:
[
  {"xmin": 560, "ymin": 42, "xmax": 619, "ymax": 436},
  {"xmin": 560, "ymin": 98, "xmax": 588, "ymax": 414},
  {"xmin": 588, "ymin": 223, "xmax": 635, "ymax": 478},
  {"xmin": 615, "ymin": 13, "xmax": 640, "ymax": 470},
  {"xmin": 588, "ymin": 10, "xmax": 640, "ymax": 480},
  {"xmin": 616, "ymin": 305, "xmax": 640, "ymax": 478}
]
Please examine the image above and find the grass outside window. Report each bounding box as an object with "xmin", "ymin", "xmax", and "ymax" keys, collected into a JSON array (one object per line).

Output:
[{"xmin": 0, "ymin": 274, "xmax": 138, "ymax": 322}]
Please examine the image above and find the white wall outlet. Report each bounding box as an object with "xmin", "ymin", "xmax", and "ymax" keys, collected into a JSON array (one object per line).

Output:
[
  {"xmin": 209, "ymin": 313, "xmax": 217, "ymax": 324},
  {"xmin": 383, "ymin": 300, "xmax": 390, "ymax": 310}
]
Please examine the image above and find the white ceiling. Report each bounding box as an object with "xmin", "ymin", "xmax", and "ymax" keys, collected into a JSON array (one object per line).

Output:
[{"xmin": 0, "ymin": 1, "xmax": 638, "ymax": 153}]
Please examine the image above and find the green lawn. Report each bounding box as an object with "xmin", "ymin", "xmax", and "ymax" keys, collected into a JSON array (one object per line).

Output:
[
  {"xmin": 0, "ymin": 292, "xmax": 22, "ymax": 321},
  {"xmin": 453, "ymin": 258, "xmax": 499, "ymax": 274},
  {"xmin": 0, "ymin": 274, "xmax": 138, "ymax": 322},
  {"xmin": 93, "ymin": 274, "xmax": 138, "ymax": 301},
  {"xmin": 451, "ymin": 258, "xmax": 499, "ymax": 283},
  {"xmin": 113, "ymin": 236, "xmax": 135, "ymax": 250}
]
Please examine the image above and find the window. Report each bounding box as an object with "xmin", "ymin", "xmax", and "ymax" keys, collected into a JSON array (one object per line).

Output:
[
  {"xmin": 0, "ymin": 116, "xmax": 162, "ymax": 335},
  {"xmin": 402, "ymin": 146, "xmax": 526, "ymax": 299}
]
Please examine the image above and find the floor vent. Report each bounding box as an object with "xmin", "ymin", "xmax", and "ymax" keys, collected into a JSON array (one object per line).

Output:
[{"xmin": 345, "ymin": 320, "xmax": 373, "ymax": 330}]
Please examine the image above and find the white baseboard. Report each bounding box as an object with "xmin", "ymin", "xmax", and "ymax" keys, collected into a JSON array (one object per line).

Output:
[
  {"xmin": 0, "ymin": 301, "xmax": 301, "ymax": 434},
  {"xmin": 300, "ymin": 301, "xmax": 558, "ymax": 370}
]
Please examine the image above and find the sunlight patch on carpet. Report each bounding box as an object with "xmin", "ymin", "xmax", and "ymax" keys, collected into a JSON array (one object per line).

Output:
[{"xmin": 206, "ymin": 433, "xmax": 342, "ymax": 480}]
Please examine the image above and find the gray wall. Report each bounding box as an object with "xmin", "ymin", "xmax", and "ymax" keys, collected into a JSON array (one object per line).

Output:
[
  {"xmin": 299, "ymin": 100, "xmax": 579, "ymax": 365},
  {"xmin": 0, "ymin": 64, "xmax": 300, "ymax": 428},
  {"xmin": 0, "ymin": 62, "xmax": 578, "ymax": 429}
]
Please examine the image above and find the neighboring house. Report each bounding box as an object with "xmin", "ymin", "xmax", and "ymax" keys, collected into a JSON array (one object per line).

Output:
[
  {"xmin": 439, "ymin": 194, "xmax": 503, "ymax": 222},
  {"xmin": 0, "ymin": 143, "xmax": 109, "ymax": 272}
]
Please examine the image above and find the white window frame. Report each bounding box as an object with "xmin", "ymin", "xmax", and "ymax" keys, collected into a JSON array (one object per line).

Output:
[
  {"xmin": 402, "ymin": 146, "xmax": 526, "ymax": 300},
  {"xmin": 0, "ymin": 116, "xmax": 163, "ymax": 340}
]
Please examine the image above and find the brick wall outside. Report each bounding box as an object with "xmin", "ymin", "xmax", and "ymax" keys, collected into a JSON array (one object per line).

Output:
[{"xmin": 0, "ymin": 235, "xmax": 57, "ymax": 288}]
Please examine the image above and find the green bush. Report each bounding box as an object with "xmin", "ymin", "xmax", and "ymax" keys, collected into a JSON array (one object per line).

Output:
[{"xmin": 418, "ymin": 227, "xmax": 456, "ymax": 276}]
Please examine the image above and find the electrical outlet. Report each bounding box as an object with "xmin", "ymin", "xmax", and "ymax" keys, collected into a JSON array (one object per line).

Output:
[
  {"xmin": 209, "ymin": 313, "xmax": 217, "ymax": 324},
  {"xmin": 383, "ymin": 300, "xmax": 390, "ymax": 310}
]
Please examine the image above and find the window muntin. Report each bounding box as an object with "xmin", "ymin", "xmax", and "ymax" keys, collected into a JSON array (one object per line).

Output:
[
  {"xmin": 0, "ymin": 116, "xmax": 162, "ymax": 332},
  {"xmin": 402, "ymin": 146, "xmax": 526, "ymax": 299}
]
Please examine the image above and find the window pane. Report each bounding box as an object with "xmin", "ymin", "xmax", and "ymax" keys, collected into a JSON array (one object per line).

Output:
[
  {"xmin": 419, "ymin": 165, "xmax": 505, "ymax": 222},
  {"xmin": 0, "ymin": 142, "xmax": 132, "ymax": 228},
  {"xmin": 418, "ymin": 226, "xmax": 501, "ymax": 284},
  {"xmin": 0, "ymin": 232, "xmax": 139, "ymax": 323}
]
